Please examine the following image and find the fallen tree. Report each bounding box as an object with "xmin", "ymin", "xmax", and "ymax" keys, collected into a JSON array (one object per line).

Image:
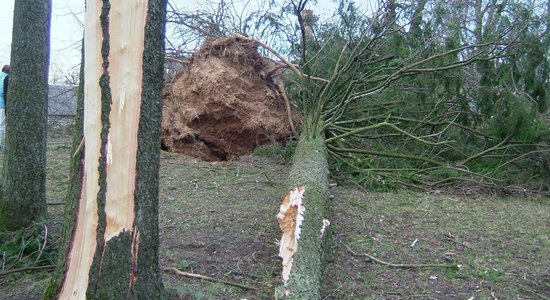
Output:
[
  {"xmin": 272, "ymin": 0, "xmax": 546, "ymax": 297},
  {"xmin": 276, "ymin": 118, "xmax": 330, "ymax": 299}
]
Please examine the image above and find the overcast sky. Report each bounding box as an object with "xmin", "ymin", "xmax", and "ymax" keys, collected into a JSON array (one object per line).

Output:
[
  {"xmin": 0, "ymin": 0, "xmax": 364, "ymax": 81},
  {"xmin": 0, "ymin": 0, "xmax": 85, "ymax": 80}
]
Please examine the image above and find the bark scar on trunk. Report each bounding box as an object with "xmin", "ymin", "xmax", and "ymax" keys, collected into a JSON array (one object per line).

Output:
[
  {"xmin": 277, "ymin": 185, "xmax": 305, "ymax": 293},
  {"xmin": 57, "ymin": 1, "xmax": 104, "ymax": 298},
  {"xmin": 103, "ymin": 0, "xmax": 148, "ymax": 243},
  {"xmin": 130, "ymin": 230, "xmax": 140, "ymax": 286}
]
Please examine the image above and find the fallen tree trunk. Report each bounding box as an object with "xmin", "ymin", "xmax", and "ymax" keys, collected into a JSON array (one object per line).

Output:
[{"xmin": 276, "ymin": 123, "xmax": 331, "ymax": 299}]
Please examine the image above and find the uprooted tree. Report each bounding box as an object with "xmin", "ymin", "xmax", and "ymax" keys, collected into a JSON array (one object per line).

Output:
[
  {"xmin": 141, "ymin": 1, "xmax": 550, "ymax": 297},
  {"xmin": 44, "ymin": 0, "xmax": 168, "ymax": 298},
  {"xmin": 273, "ymin": 0, "xmax": 549, "ymax": 298},
  {"xmin": 165, "ymin": 0, "xmax": 549, "ymax": 297},
  {"xmin": 161, "ymin": 35, "xmax": 301, "ymax": 161}
]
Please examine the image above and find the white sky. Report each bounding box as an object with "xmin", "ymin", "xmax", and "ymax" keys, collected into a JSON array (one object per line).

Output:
[
  {"xmin": 0, "ymin": 0, "xmax": 364, "ymax": 81},
  {"xmin": 0, "ymin": 0, "xmax": 86, "ymax": 80}
]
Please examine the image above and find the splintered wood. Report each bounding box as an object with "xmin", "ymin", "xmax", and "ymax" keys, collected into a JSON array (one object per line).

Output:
[
  {"xmin": 58, "ymin": 1, "xmax": 149, "ymax": 299},
  {"xmin": 57, "ymin": 2, "xmax": 103, "ymax": 298},
  {"xmin": 277, "ymin": 185, "xmax": 305, "ymax": 286}
]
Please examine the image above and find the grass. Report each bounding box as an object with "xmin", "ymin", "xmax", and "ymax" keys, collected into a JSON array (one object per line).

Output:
[
  {"xmin": 157, "ymin": 151, "xmax": 289, "ymax": 299},
  {"xmin": 323, "ymin": 189, "xmax": 550, "ymax": 299},
  {"xmin": 0, "ymin": 134, "xmax": 549, "ymax": 299}
]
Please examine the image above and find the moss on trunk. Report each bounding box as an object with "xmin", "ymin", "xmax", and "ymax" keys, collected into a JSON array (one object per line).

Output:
[
  {"xmin": 44, "ymin": 1, "xmax": 167, "ymax": 299},
  {"xmin": 278, "ymin": 120, "xmax": 331, "ymax": 299},
  {"xmin": 42, "ymin": 41, "xmax": 85, "ymax": 300},
  {"xmin": 0, "ymin": 0, "xmax": 51, "ymax": 230}
]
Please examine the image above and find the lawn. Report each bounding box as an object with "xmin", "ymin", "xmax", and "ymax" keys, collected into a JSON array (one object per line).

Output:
[{"xmin": 0, "ymin": 135, "xmax": 548, "ymax": 299}]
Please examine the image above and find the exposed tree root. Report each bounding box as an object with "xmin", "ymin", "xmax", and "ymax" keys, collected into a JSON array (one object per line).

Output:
[
  {"xmin": 162, "ymin": 267, "xmax": 258, "ymax": 291},
  {"xmin": 234, "ymin": 33, "xmax": 302, "ymax": 78},
  {"xmin": 344, "ymin": 244, "xmax": 459, "ymax": 269}
]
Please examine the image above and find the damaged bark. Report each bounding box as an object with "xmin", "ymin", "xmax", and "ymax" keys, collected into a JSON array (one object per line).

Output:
[
  {"xmin": 43, "ymin": 0, "xmax": 167, "ymax": 299},
  {"xmin": 276, "ymin": 120, "xmax": 331, "ymax": 299}
]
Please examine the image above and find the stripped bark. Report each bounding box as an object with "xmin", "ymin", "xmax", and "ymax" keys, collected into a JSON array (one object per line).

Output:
[
  {"xmin": 277, "ymin": 120, "xmax": 331, "ymax": 299},
  {"xmin": 43, "ymin": 0, "xmax": 167, "ymax": 299},
  {"xmin": 43, "ymin": 40, "xmax": 84, "ymax": 299}
]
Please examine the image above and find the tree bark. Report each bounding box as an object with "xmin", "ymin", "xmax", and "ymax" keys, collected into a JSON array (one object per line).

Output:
[
  {"xmin": 276, "ymin": 119, "xmax": 331, "ymax": 299},
  {"xmin": 43, "ymin": 40, "xmax": 85, "ymax": 300},
  {"xmin": 409, "ymin": 0, "xmax": 428, "ymax": 40},
  {"xmin": 0, "ymin": 0, "xmax": 51, "ymax": 230},
  {"xmin": 43, "ymin": 0, "xmax": 167, "ymax": 299}
]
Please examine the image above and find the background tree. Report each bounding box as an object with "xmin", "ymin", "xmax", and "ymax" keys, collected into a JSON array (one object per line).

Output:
[
  {"xmin": 0, "ymin": 0, "xmax": 51, "ymax": 230},
  {"xmin": 44, "ymin": 0, "xmax": 168, "ymax": 298}
]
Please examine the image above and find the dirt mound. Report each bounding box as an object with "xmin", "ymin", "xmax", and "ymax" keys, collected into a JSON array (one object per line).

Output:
[{"xmin": 162, "ymin": 35, "xmax": 301, "ymax": 161}]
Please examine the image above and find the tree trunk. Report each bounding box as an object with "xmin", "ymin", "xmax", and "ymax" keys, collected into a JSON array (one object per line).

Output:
[
  {"xmin": 43, "ymin": 40, "xmax": 85, "ymax": 300},
  {"xmin": 276, "ymin": 120, "xmax": 331, "ymax": 299},
  {"xmin": 409, "ymin": 0, "xmax": 428, "ymax": 40},
  {"xmin": 0, "ymin": 0, "xmax": 51, "ymax": 230},
  {"xmin": 44, "ymin": 0, "xmax": 167, "ymax": 298}
]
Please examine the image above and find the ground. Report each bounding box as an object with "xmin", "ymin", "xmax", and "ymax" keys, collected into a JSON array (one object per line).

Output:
[{"xmin": 0, "ymin": 134, "xmax": 548, "ymax": 299}]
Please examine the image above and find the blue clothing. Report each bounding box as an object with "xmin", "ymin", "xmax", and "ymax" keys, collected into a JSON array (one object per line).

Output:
[{"xmin": 0, "ymin": 72, "xmax": 7, "ymax": 108}]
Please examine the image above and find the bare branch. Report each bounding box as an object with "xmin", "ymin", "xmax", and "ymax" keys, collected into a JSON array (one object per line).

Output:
[{"xmin": 326, "ymin": 121, "xmax": 450, "ymax": 146}]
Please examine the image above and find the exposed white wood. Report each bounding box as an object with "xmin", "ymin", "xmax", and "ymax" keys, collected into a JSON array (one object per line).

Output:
[
  {"xmin": 59, "ymin": 0, "xmax": 103, "ymax": 298},
  {"xmin": 104, "ymin": 0, "xmax": 148, "ymax": 242},
  {"xmin": 59, "ymin": 1, "xmax": 149, "ymax": 298},
  {"xmin": 277, "ymin": 185, "xmax": 306, "ymax": 290}
]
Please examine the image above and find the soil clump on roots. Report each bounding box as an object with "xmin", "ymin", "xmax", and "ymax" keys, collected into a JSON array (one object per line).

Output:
[{"xmin": 162, "ymin": 35, "xmax": 301, "ymax": 161}]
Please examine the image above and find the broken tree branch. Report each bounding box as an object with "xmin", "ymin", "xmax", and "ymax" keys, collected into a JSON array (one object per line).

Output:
[
  {"xmin": 344, "ymin": 244, "xmax": 459, "ymax": 269},
  {"xmin": 72, "ymin": 137, "xmax": 84, "ymax": 158},
  {"xmin": 33, "ymin": 225, "xmax": 48, "ymax": 265},
  {"xmin": 328, "ymin": 144, "xmax": 445, "ymax": 166},
  {"xmin": 0, "ymin": 265, "xmax": 55, "ymax": 278},
  {"xmin": 277, "ymin": 81, "xmax": 298, "ymax": 137},
  {"xmin": 162, "ymin": 267, "xmax": 257, "ymax": 291},
  {"xmin": 326, "ymin": 121, "xmax": 451, "ymax": 146},
  {"xmin": 459, "ymin": 135, "xmax": 511, "ymax": 165}
]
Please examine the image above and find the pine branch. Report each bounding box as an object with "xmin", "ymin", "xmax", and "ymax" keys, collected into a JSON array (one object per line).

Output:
[{"xmin": 327, "ymin": 144, "xmax": 445, "ymax": 166}]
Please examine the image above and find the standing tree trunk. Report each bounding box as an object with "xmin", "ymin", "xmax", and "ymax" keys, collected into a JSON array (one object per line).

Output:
[
  {"xmin": 43, "ymin": 41, "xmax": 85, "ymax": 299},
  {"xmin": 276, "ymin": 118, "xmax": 331, "ymax": 299},
  {"xmin": 409, "ymin": 0, "xmax": 428, "ymax": 40},
  {"xmin": 44, "ymin": 0, "xmax": 167, "ymax": 298},
  {"xmin": 0, "ymin": 0, "xmax": 51, "ymax": 230}
]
